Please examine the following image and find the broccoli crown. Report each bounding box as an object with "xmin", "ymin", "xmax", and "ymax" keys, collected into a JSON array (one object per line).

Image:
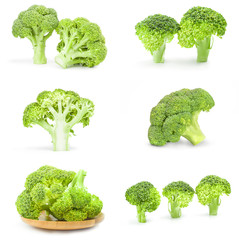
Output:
[
  {"xmin": 135, "ymin": 14, "xmax": 180, "ymax": 53},
  {"xmin": 178, "ymin": 6, "xmax": 227, "ymax": 48},
  {"xmin": 196, "ymin": 175, "xmax": 231, "ymax": 206},
  {"xmin": 125, "ymin": 181, "xmax": 161, "ymax": 213},
  {"xmin": 163, "ymin": 181, "xmax": 195, "ymax": 208},
  {"xmin": 50, "ymin": 170, "xmax": 103, "ymax": 221},
  {"xmin": 16, "ymin": 167, "xmax": 103, "ymax": 221},
  {"xmin": 12, "ymin": 5, "xmax": 58, "ymax": 40},
  {"xmin": 148, "ymin": 88, "xmax": 215, "ymax": 146},
  {"xmin": 55, "ymin": 17, "xmax": 107, "ymax": 68}
]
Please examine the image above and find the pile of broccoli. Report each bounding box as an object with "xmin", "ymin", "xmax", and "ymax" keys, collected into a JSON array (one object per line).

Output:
[
  {"xmin": 16, "ymin": 166, "xmax": 103, "ymax": 221},
  {"xmin": 135, "ymin": 14, "xmax": 180, "ymax": 63},
  {"xmin": 125, "ymin": 176, "xmax": 230, "ymax": 223},
  {"xmin": 12, "ymin": 5, "xmax": 59, "ymax": 64},
  {"xmin": 12, "ymin": 5, "xmax": 107, "ymax": 67},
  {"xmin": 135, "ymin": 7, "xmax": 227, "ymax": 62},
  {"xmin": 23, "ymin": 89, "xmax": 94, "ymax": 151},
  {"xmin": 148, "ymin": 88, "xmax": 215, "ymax": 146}
]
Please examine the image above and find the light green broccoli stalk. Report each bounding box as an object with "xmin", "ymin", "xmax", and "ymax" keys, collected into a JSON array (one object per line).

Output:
[
  {"xmin": 135, "ymin": 14, "xmax": 180, "ymax": 63},
  {"xmin": 125, "ymin": 181, "xmax": 161, "ymax": 223},
  {"xmin": 196, "ymin": 175, "xmax": 231, "ymax": 216},
  {"xmin": 55, "ymin": 18, "xmax": 107, "ymax": 68},
  {"xmin": 163, "ymin": 181, "xmax": 194, "ymax": 218},
  {"xmin": 12, "ymin": 5, "xmax": 59, "ymax": 64},
  {"xmin": 23, "ymin": 89, "xmax": 94, "ymax": 151},
  {"xmin": 178, "ymin": 6, "xmax": 227, "ymax": 62},
  {"xmin": 148, "ymin": 88, "xmax": 215, "ymax": 146}
]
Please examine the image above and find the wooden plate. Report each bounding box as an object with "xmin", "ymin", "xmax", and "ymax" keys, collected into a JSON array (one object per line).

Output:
[{"xmin": 21, "ymin": 213, "xmax": 104, "ymax": 230}]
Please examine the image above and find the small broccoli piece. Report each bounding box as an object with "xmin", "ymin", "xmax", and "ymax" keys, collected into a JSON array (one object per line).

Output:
[
  {"xmin": 178, "ymin": 6, "xmax": 227, "ymax": 62},
  {"xmin": 162, "ymin": 181, "xmax": 194, "ymax": 218},
  {"xmin": 50, "ymin": 170, "xmax": 103, "ymax": 221},
  {"xmin": 135, "ymin": 14, "xmax": 180, "ymax": 63},
  {"xmin": 196, "ymin": 175, "xmax": 231, "ymax": 216},
  {"xmin": 55, "ymin": 18, "xmax": 107, "ymax": 68},
  {"xmin": 148, "ymin": 88, "xmax": 215, "ymax": 146},
  {"xmin": 125, "ymin": 181, "xmax": 161, "ymax": 223},
  {"xmin": 12, "ymin": 5, "xmax": 59, "ymax": 64},
  {"xmin": 23, "ymin": 89, "xmax": 94, "ymax": 151},
  {"xmin": 16, "ymin": 166, "xmax": 75, "ymax": 219}
]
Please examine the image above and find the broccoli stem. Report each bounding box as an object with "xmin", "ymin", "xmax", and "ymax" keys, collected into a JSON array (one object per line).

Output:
[
  {"xmin": 33, "ymin": 41, "xmax": 47, "ymax": 64},
  {"xmin": 182, "ymin": 111, "xmax": 205, "ymax": 145},
  {"xmin": 196, "ymin": 37, "xmax": 211, "ymax": 62},
  {"xmin": 152, "ymin": 43, "xmax": 166, "ymax": 63},
  {"xmin": 51, "ymin": 117, "xmax": 70, "ymax": 151},
  {"xmin": 209, "ymin": 198, "xmax": 220, "ymax": 216},
  {"xmin": 136, "ymin": 205, "xmax": 146, "ymax": 223},
  {"xmin": 169, "ymin": 201, "xmax": 181, "ymax": 218}
]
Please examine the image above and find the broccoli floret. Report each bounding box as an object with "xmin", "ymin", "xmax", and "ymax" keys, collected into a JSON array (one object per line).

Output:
[
  {"xmin": 135, "ymin": 14, "xmax": 180, "ymax": 63},
  {"xmin": 178, "ymin": 6, "xmax": 227, "ymax": 62},
  {"xmin": 12, "ymin": 5, "xmax": 59, "ymax": 64},
  {"xmin": 55, "ymin": 18, "xmax": 107, "ymax": 68},
  {"xmin": 162, "ymin": 181, "xmax": 194, "ymax": 218},
  {"xmin": 148, "ymin": 88, "xmax": 215, "ymax": 146},
  {"xmin": 23, "ymin": 89, "xmax": 94, "ymax": 151},
  {"xmin": 50, "ymin": 170, "xmax": 103, "ymax": 221},
  {"xmin": 16, "ymin": 166, "xmax": 75, "ymax": 219},
  {"xmin": 196, "ymin": 175, "xmax": 231, "ymax": 216},
  {"xmin": 125, "ymin": 181, "xmax": 161, "ymax": 223}
]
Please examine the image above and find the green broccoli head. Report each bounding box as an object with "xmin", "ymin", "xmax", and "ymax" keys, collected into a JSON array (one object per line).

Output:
[
  {"xmin": 12, "ymin": 5, "xmax": 59, "ymax": 64},
  {"xmin": 135, "ymin": 14, "xmax": 180, "ymax": 63},
  {"xmin": 148, "ymin": 88, "xmax": 215, "ymax": 146},
  {"xmin": 23, "ymin": 89, "xmax": 94, "ymax": 151},
  {"xmin": 196, "ymin": 175, "xmax": 231, "ymax": 216},
  {"xmin": 55, "ymin": 18, "xmax": 107, "ymax": 68},
  {"xmin": 125, "ymin": 181, "xmax": 161, "ymax": 223},
  {"xmin": 163, "ymin": 181, "xmax": 194, "ymax": 218},
  {"xmin": 178, "ymin": 6, "xmax": 227, "ymax": 62},
  {"xmin": 50, "ymin": 170, "xmax": 103, "ymax": 221}
]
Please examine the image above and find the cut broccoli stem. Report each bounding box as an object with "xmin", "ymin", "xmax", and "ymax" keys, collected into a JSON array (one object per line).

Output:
[
  {"xmin": 182, "ymin": 111, "xmax": 205, "ymax": 145},
  {"xmin": 196, "ymin": 37, "xmax": 211, "ymax": 62},
  {"xmin": 152, "ymin": 42, "xmax": 166, "ymax": 63},
  {"xmin": 33, "ymin": 41, "xmax": 47, "ymax": 64},
  {"xmin": 136, "ymin": 205, "xmax": 146, "ymax": 223},
  {"xmin": 209, "ymin": 198, "xmax": 220, "ymax": 216},
  {"xmin": 55, "ymin": 53, "xmax": 68, "ymax": 69},
  {"xmin": 169, "ymin": 201, "xmax": 181, "ymax": 218},
  {"xmin": 51, "ymin": 117, "xmax": 70, "ymax": 151}
]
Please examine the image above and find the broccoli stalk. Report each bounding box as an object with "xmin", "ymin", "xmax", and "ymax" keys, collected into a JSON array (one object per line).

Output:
[
  {"xmin": 23, "ymin": 89, "xmax": 94, "ymax": 151},
  {"xmin": 12, "ymin": 5, "xmax": 59, "ymax": 64},
  {"xmin": 209, "ymin": 198, "xmax": 220, "ymax": 216},
  {"xmin": 136, "ymin": 205, "xmax": 146, "ymax": 223},
  {"xmin": 152, "ymin": 42, "xmax": 166, "ymax": 63},
  {"xmin": 169, "ymin": 201, "xmax": 181, "ymax": 218},
  {"xmin": 196, "ymin": 37, "xmax": 212, "ymax": 62},
  {"xmin": 182, "ymin": 111, "xmax": 205, "ymax": 145}
]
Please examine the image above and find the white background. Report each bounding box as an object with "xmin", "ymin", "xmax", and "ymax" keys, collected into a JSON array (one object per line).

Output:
[{"xmin": 0, "ymin": 0, "xmax": 238, "ymax": 239}]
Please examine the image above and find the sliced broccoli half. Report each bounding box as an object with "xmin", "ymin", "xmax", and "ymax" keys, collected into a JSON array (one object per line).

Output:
[
  {"xmin": 55, "ymin": 18, "xmax": 107, "ymax": 68},
  {"xmin": 125, "ymin": 181, "xmax": 161, "ymax": 223},
  {"xmin": 23, "ymin": 89, "xmax": 94, "ymax": 151},
  {"xmin": 12, "ymin": 5, "xmax": 59, "ymax": 64},
  {"xmin": 135, "ymin": 14, "xmax": 180, "ymax": 63},
  {"xmin": 178, "ymin": 6, "xmax": 227, "ymax": 62},
  {"xmin": 196, "ymin": 175, "xmax": 231, "ymax": 216},
  {"xmin": 148, "ymin": 88, "xmax": 215, "ymax": 146},
  {"xmin": 163, "ymin": 181, "xmax": 195, "ymax": 218}
]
